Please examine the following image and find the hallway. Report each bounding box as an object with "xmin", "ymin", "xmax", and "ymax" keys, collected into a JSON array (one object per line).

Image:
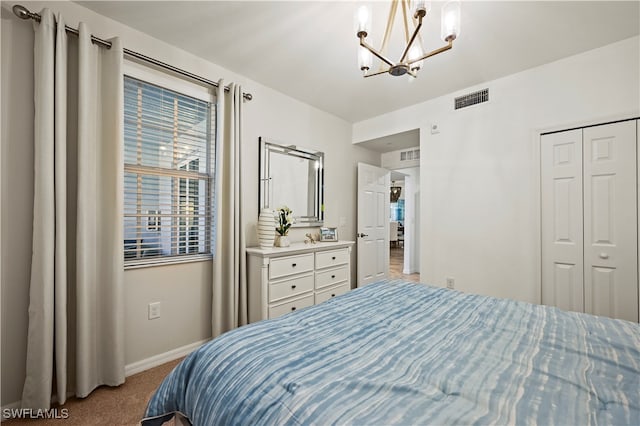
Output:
[{"xmin": 389, "ymin": 247, "xmax": 420, "ymax": 283}]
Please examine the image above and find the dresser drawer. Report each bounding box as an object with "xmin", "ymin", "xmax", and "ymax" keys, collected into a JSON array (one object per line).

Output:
[
  {"xmin": 315, "ymin": 282, "xmax": 350, "ymax": 304},
  {"xmin": 268, "ymin": 294, "xmax": 314, "ymax": 319},
  {"xmin": 316, "ymin": 248, "xmax": 349, "ymax": 270},
  {"xmin": 269, "ymin": 253, "xmax": 314, "ymax": 280},
  {"xmin": 269, "ymin": 273, "xmax": 314, "ymax": 303},
  {"xmin": 315, "ymin": 265, "xmax": 349, "ymax": 289}
]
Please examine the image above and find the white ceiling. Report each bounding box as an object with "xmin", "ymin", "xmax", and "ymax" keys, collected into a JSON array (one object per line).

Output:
[{"xmin": 76, "ymin": 1, "xmax": 639, "ymax": 123}]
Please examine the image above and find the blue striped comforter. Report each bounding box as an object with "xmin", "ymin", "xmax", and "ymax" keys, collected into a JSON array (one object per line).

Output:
[{"xmin": 143, "ymin": 280, "xmax": 640, "ymax": 425}]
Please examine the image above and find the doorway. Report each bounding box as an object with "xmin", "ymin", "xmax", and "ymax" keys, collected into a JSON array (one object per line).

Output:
[
  {"xmin": 389, "ymin": 170, "xmax": 420, "ymax": 282},
  {"xmin": 353, "ymin": 129, "xmax": 422, "ymax": 284}
]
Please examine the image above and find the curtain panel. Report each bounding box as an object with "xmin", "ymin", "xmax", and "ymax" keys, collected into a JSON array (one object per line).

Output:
[
  {"xmin": 212, "ymin": 81, "xmax": 248, "ymax": 338},
  {"xmin": 22, "ymin": 9, "xmax": 125, "ymax": 409}
]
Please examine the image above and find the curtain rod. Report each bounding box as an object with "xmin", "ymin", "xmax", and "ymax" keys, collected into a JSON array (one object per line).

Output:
[{"xmin": 12, "ymin": 4, "xmax": 253, "ymax": 101}]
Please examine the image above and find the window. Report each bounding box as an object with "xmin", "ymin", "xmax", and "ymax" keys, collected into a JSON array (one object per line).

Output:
[{"xmin": 123, "ymin": 72, "xmax": 215, "ymax": 267}]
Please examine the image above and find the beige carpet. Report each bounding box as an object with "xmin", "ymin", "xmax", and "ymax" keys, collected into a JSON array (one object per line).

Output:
[{"xmin": 5, "ymin": 358, "xmax": 183, "ymax": 426}]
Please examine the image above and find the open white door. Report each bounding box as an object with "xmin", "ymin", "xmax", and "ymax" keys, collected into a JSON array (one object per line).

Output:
[{"xmin": 357, "ymin": 163, "xmax": 390, "ymax": 287}]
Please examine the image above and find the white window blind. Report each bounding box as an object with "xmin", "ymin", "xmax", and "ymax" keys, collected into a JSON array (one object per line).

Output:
[{"xmin": 123, "ymin": 75, "xmax": 215, "ymax": 266}]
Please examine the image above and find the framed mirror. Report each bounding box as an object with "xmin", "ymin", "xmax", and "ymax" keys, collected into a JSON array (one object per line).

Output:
[{"xmin": 259, "ymin": 137, "xmax": 324, "ymax": 227}]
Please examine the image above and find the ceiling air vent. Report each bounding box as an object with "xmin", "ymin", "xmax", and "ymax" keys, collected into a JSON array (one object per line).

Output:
[
  {"xmin": 455, "ymin": 88, "xmax": 489, "ymax": 110},
  {"xmin": 400, "ymin": 148, "xmax": 420, "ymax": 162}
]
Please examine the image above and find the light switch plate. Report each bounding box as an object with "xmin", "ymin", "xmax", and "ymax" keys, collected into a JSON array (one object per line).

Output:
[{"xmin": 148, "ymin": 302, "xmax": 161, "ymax": 320}]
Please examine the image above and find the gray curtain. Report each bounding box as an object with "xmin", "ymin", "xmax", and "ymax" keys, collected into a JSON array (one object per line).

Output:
[
  {"xmin": 212, "ymin": 80, "xmax": 247, "ymax": 337},
  {"xmin": 22, "ymin": 9, "xmax": 125, "ymax": 409}
]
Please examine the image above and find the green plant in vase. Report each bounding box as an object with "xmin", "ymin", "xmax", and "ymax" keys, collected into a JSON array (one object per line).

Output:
[{"xmin": 274, "ymin": 206, "xmax": 294, "ymax": 247}]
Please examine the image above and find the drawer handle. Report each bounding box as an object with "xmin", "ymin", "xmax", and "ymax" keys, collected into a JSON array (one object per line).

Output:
[
  {"xmin": 291, "ymin": 285, "xmax": 297, "ymax": 289},
  {"xmin": 331, "ymin": 275, "xmax": 336, "ymax": 279},
  {"xmin": 292, "ymin": 263, "xmax": 297, "ymax": 267},
  {"xmin": 291, "ymin": 307, "xmax": 297, "ymax": 311},
  {"xmin": 332, "ymin": 256, "xmax": 336, "ymax": 260}
]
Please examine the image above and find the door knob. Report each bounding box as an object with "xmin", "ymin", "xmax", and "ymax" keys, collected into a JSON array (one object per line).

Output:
[
  {"xmin": 599, "ymin": 252, "xmax": 609, "ymax": 259},
  {"xmin": 357, "ymin": 233, "xmax": 368, "ymax": 238}
]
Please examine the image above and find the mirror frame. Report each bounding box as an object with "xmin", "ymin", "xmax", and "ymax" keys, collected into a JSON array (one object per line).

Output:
[{"xmin": 259, "ymin": 137, "xmax": 324, "ymax": 227}]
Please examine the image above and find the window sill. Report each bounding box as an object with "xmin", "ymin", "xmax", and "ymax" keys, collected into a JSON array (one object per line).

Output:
[{"xmin": 124, "ymin": 254, "xmax": 213, "ymax": 270}]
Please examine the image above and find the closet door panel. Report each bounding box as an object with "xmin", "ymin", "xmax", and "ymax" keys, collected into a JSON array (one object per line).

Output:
[
  {"xmin": 541, "ymin": 130, "xmax": 584, "ymax": 313},
  {"xmin": 588, "ymin": 267, "xmax": 616, "ymax": 318},
  {"xmin": 583, "ymin": 121, "xmax": 638, "ymax": 322}
]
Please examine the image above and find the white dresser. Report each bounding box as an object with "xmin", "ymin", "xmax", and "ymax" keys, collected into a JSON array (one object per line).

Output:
[{"xmin": 246, "ymin": 241, "xmax": 354, "ymax": 322}]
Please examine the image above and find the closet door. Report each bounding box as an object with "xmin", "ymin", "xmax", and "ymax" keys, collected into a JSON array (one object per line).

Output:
[
  {"xmin": 541, "ymin": 130, "xmax": 584, "ymax": 313},
  {"xmin": 583, "ymin": 121, "xmax": 638, "ymax": 322}
]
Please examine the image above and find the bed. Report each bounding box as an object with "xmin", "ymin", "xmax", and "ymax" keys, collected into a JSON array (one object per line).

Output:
[{"xmin": 142, "ymin": 280, "xmax": 640, "ymax": 425}]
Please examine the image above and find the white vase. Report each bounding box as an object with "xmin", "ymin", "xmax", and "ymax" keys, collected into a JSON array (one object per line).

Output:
[
  {"xmin": 257, "ymin": 209, "xmax": 276, "ymax": 248},
  {"xmin": 275, "ymin": 235, "xmax": 290, "ymax": 247}
]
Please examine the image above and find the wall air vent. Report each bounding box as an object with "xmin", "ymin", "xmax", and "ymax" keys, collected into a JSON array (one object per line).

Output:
[
  {"xmin": 400, "ymin": 149, "xmax": 420, "ymax": 162},
  {"xmin": 455, "ymin": 88, "xmax": 489, "ymax": 110}
]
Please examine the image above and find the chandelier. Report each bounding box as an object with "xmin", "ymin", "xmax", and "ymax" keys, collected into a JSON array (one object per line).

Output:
[
  {"xmin": 355, "ymin": 0, "xmax": 461, "ymax": 78},
  {"xmin": 390, "ymin": 184, "xmax": 402, "ymax": 202}
]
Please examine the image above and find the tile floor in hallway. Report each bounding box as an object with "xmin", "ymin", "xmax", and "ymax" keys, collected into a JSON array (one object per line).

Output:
[{"xmin": 389, "ymin": 246, "xmax": 420, "ymax": 283}]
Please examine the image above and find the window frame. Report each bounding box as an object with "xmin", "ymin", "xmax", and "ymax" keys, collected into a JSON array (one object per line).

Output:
[{"xmin": 123, "ymin": 61, "xmax": 216, "ymax": 269}]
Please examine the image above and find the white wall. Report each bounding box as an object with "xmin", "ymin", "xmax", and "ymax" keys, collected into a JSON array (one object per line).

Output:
[
  {"xmin": 0, "ymin": 0, "xmax": 380, "ymax": 406},
  {"xmin": 354, "ymin": 36, "xmax": 640, "ymax": 304}
]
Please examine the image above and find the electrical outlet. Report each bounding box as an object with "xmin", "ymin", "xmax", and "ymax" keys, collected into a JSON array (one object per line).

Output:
[
  {"xmin": 148, "ymin": 302, "xmax": 161, "ymax": 320},
  {"xmin": 446, "ymin": 277, "xmax": 455, "ymax": 290}
]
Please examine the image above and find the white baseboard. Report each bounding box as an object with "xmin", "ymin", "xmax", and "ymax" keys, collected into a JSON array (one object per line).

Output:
[
  {"xmin": 1, "ymin": 339, "xmax": 208, "ymax": 421},
  {"xmin": 125, "ymin": 339, "xmax": 209, "ymax": 377}
]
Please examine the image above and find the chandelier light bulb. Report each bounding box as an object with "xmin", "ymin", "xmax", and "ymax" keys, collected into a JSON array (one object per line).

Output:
[
  {"xmin": 441, "ymin": 0, "xmax": 461, "ymax": 42},
  {"xmin": 358, "ymin": 45, "xmax": 373, "ymax": 71},
  {"xmin": 355, "ymin": 5, "xmax": 372, "ymax": 35},
  {"xmin": 412, "ymin": 1, "xmax": 431, "ymax": 18},
  {"xmin": 408, "ymin": 45, "xmax": 423, "ymax": 71}
]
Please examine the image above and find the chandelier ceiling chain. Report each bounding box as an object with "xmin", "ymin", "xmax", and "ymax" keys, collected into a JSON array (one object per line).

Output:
[{"xmin": 355, "ymin": 0, "xmax": 461, "ymax": 78}]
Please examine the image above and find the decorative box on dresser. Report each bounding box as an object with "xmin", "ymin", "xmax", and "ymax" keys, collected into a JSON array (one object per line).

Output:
[{"xmin": 246, "ymin": 241, "xmax": 355, "ymax": 322}]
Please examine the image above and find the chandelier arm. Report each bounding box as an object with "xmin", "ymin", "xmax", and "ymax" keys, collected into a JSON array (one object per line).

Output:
[
  {"xmin": 360, "ymin": 37, "xmax": 396, "ymax": 68},
  {"xmin": 413, "ymin": 14, "xmax": 426, "ymax": 56},
  {"xmin": 399, "ymin": 15, "xmax": 423, "ymax": 63},
  {"xmin": 401, "ymin": 0, "xmax": 411, "ymax": 43},
  {"xmin": 379, "ymin": 0, "xmax": 400, "ymax": 60},
  {"xmin": 363, "ymin": 68, "xmax": 391, "ymax": 78},
  {"xmin": 406, "ymin": 40, "xmax": 454, "ymax": 65}
]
